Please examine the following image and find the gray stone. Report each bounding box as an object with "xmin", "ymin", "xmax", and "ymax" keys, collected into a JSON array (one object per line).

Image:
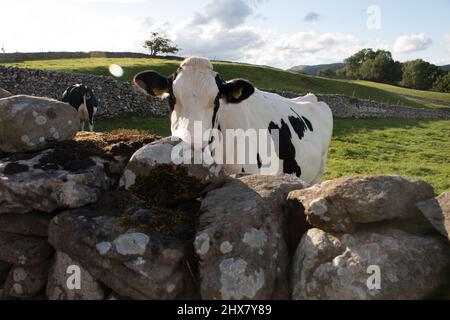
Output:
[
  {"xmin": 416, "ymin": 191, "xmax": 450, "ymax": 240},
  {"xmin": 0, "ymin": 232, "xmax": 53, "ymax": 266},
  {"xmin": 0, "ymin": 150, "xmax": 112, "ymax": 214},
  {"xmin": 287, "ymin": 175, "xmax": 435, "ymax": 233},
  {"xmin": 48, "ymin": 209, "xmax": 196, "ymax": 300},
  {"xmin": 120, "ymin": 136, "xmax": 227, "ymax": 205},
  {"xmin": 291, "ymin": 227, "xmax": 450, "ymax": 300},
  {"xmin": 0, "ymin": 212, "xmax": 53, "ymax": 236},
  {"xmin": 3, "ymin": 262, "xmax": 50, "ymax": 298},
  {"xmin": 0, "ymin": 88, "xmax": 12, "ymax": 98},
  {"xmin": 0, "ymin": 95, "xmax": 79, "ymax": 153},
  {"xmin": 46, "ymin": 251, "xmax": 104, "ymax": 300},
  {"xmin": 195, "ymin": 174, "xmax": 308, "ymax": 300}
]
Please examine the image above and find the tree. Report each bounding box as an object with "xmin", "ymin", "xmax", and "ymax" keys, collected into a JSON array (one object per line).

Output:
[
  {"xmin": 339, "ymin": 48, "xmax": 376, "ymax": 79},
  {"xmin": 143, "ymin": 32, "xmax": 179, "ymax": 57},
  {"xmin": 316, "ymin": 68, "xmax": 336, "ymax": 78},
  {"xmin": 432, "ymin": 72, "xmax": 450, "ymax": 93},
  {"xmin": 400, "ymin": 59, "xmax": 440, "ymax": 90},
  {"xmin": 339, "ymin": 49, "xmax": 402, "ymax": 83}
]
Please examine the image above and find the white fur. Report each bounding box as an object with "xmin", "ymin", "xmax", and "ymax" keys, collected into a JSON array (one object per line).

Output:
[
  {"xmin": 215, "ymin": 90, "xmax": 332, "ymax": 183},
  {"xmin": 170, "ymin": 57, "xmax": 333, "ymax": 184},
  {"xmin": 171, "ymin": 57, "xmax": 219, "ymax": 148}
]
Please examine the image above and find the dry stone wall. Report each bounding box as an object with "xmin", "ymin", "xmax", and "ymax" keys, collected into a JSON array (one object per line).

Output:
[
  {"xmin": 0, "ymin": 66, "xmax": 169, "ymax": 119},
  {"xmin": 0, "ymin": 95, "xmax": 449, "ymax": 300},
  {"xmin": 1, "ymin": 65, "xmax": 449, "ymax": 120}
]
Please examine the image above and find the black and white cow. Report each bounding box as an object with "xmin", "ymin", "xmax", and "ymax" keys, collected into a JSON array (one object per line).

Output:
[
  {"xmin": 133, "ymin": 57, "xmax": 333, "ymax": 184},
  {"xmin": 62, "ymin": 84, "xmax": 98, "ymax": 131}
]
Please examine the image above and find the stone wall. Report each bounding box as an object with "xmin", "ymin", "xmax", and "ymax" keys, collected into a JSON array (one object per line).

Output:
[
  {"xmin": 274, "ymin": 91, "xmax": 450, "ymax": 120},
  {"xmin": 0, "ymin": 65, "xmax": 168, "ymax": 118},
  {"xmin": 1, "ymin": 65, "xmax": 449, "ymax": 120},
  {"xmin": 1, "ymin": 131, "xmax": 449, "ymax": 300},
  {"xmin": 0, "ymin": 95, "xmax": 449, "ymax": 300}
]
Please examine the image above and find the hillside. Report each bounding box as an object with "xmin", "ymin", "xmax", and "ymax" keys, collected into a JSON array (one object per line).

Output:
[
  {"xmin": 2, "ymin": 57, "xmax": 447, "ymax": 109},
  {"xmin": 288, "ymin": 63, "xmax": 344, "ymax": 75},
  {"xmin": 349, "ymin": 80, "xmax": 450, "ymax": 110}
]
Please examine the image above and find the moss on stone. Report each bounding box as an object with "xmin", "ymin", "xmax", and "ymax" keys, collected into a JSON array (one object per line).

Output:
[
  {"xmin": 129, "ymin": 164, "xmax": 206, "ymax": 207},
  {"xmin": 117, "ymin": 204, "xmax": 200, "ymax": 240}
]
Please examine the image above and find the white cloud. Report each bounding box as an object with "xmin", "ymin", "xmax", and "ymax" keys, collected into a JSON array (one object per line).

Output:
[
  {"xmin": 393, "ymin": 33, "xmax": 432, "ymax": 54},
  {"xmin": 0, "ymin": 0, "xmax": 390, "ymax": 68},
  {"xmin": 191, "ymin": 0, "xmax": 254, "ymax": 29},
  {"xmin": 139, "ymin": 0, "xmax": 379, "ymax": 68},
  {"xmin": 445, "ymin": 35, "xmax": 450, "ymax": 52}
]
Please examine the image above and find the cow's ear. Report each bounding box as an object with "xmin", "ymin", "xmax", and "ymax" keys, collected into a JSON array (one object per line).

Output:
[
  {"xmin": 134, "ymin": 71, "xmax": 169, "ymax": 97},
  {"xmin": 220, "ymin": 79, "xmax": 255, "ymax": 103}
]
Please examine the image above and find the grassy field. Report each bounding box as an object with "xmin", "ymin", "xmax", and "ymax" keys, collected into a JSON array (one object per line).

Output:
[
  {"xmin": 96, "ymin": 116, "xmax": 450, "ymax": 194},
  {"xmin": 349, "ymin": 80, "xmax": 450, "ymax": 109},
  {"xmin": 3, "ymin": 57, "xmax": 443, "ymax": 109}
]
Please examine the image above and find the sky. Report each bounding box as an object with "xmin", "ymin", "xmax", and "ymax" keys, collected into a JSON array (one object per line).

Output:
[{"xmin": 0, "ymin": 0, "xmax": 449, "ymax": 68}]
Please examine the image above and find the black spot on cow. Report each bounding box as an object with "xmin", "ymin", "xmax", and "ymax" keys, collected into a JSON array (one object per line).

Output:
[
  {"xmin": 289, "ymin": 107, "xmax": 313, "ymax": 141},
  {"xmin": 268, "ymin": 119, "xmax": 301, "ymax": 177},
  {"xmin": 257, "ymin": 153, "xmax": 262, "ymax": 169},
  {"xmin": 288, "ymin": 116, "xmax": 308, "ymax": 140},
  {"xmin": 302, "ymin": 116, "xmax": 313, "ymax": 131},
  {"xmin": 167, "ymin": 70, "xmax": 180, "ymax": 112},
  {"xmin": 3, "ymin": 162, "xmax": 29, "ymax": 175},
  {"xmin": 211, "ymin": 94, "xmax": 221, "ymax": 128}
]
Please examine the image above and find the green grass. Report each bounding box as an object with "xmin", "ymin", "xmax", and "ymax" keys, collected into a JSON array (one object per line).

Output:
[
  {"xmin": 326, "ymin": 118, "xmax": 450, "ymax": 194},
  {"xmin": 351, "ymin": 80, "xmax": 450, "ymax": 103},
  {"xmin": 350, "ymin": 80, "xmax": 450, "ymax": 109},
  {"xmin": 2, "ymin": 57, "xmax": 437, "ymax": 109},
  {"xmin": 95, "ymin": 116, "xmax": 171, "ymax": 136},
  {"xmin": 96, "ymin": 116, "xmax": 450, "ymax": 194}
]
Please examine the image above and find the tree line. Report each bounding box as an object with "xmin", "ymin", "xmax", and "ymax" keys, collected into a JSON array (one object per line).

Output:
[
  {"xmin": 317, "ymin": 49, "xmax": 449, "ymax": 93},
  {"xmin": 141, "ymin": 33, "xmax": 449, "ymax": 93}
]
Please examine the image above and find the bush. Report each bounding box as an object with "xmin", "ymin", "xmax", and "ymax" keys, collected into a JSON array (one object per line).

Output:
[
  {"xmin": 432, "ymin": 72, "xmax": 450, "ymax": 93},
  {"xmin": 339, "ymin": 49, "xmax": 402, "ymax": 83},
  {"xmin": 399, "ymin": 59, "xmax": 439, "ymax": 90}
]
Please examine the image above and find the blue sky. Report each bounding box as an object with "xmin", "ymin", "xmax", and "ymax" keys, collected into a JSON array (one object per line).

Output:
[{"xmin": 1, "ymin": 0, "xmax": 449, "ymax": 68}]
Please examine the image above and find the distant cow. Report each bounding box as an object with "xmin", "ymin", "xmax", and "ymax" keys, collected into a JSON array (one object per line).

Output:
[
  {"xmin": 133, "ymin": 57, "xmax": 333, "ymax": 184},
  {"xmin": 62, "ymin": 84, "xmax": 98, "ymax": 131}
]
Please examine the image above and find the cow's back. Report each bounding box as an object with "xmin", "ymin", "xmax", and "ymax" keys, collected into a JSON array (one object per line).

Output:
[{"xmin": 216, "ymin": 89, "xmax": 333, "ymax": 183}]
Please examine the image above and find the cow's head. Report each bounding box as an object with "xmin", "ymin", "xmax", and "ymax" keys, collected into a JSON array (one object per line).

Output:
[{"xmin": 133, "ymin": 57, "xmax": 254, "ymax": 148}]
